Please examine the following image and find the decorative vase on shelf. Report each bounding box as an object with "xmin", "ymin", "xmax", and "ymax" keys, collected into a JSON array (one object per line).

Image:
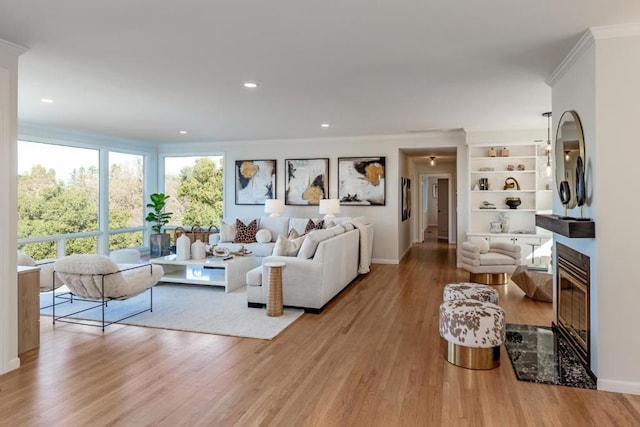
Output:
[
  {"xmin": 505, "ymin": 197, "xmax": 521, "ymax": 210},
  {"xmin": 503, "ymin": 177, "xmax": 521, "ymax": 191},
  {"xmin": 479, "ymin": 178, "xmax": 488, "ymax": 190},
  {"xmin": 488, "ymin": 147, "xmax": 496, "ymax": 157},
  {"xmin": 499, "ymin": 212, "xmax": 510, "ymax": 233},
  {"xmin": 501, "ymin": 147, "xmax": 509, "ymax": 157}
]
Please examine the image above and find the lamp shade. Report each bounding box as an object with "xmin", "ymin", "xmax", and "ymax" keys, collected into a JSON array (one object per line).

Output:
[
  {"xmin": 264, "ymin": 199, "xmax": 285, "ymax": 216},
  {"xmin": 319, "ymin": 199, "xmax": 340, "ymax": 220}
]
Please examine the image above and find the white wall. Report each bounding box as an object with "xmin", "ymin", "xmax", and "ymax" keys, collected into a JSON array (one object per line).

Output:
[
  {"xmin": 549, "ymin": 26, "xmax": 640, "ymax": 394},
  {"xmin": 0, "ymin": 39, "xmax": 27, "ymax": 375},
  {"xmin": 159, "ymin": 132, "xmax": 466, "ymax": 264}
]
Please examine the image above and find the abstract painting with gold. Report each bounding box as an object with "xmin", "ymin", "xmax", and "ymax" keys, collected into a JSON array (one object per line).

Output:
[
  {"xmin": 338, "ymin": 157, "xmax": 386, "ymax": 206},
  {"xmin": 285, "ymin": 158, "xmax": 329, "ymax": 205},
  {"xmin": 235, "ymin": 160, "xmax": 276, "ymax": 205}
]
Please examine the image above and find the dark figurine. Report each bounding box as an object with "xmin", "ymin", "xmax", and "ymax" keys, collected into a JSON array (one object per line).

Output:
[
  {"xmin": 575, "ymin": 156, "xmax": 585, "ymax": 207},
  {"xmin": 559, "ymin": 180, "xmax": 573, "ymax": 219}
]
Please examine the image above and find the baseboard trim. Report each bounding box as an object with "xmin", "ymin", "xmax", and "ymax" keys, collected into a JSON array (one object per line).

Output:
[
  {"xmin": 372, "ymin": 258, "xmax": 399, "ymax": 265},
  {"xmin": 597, "ymin": 378, "xmax": 640, "ymax": 395}
]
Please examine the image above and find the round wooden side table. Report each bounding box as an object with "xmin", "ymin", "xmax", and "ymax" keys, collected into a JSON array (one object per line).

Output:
[{"xmin": 265, "ymin": 261, "xmax": 285, "ymax": 317}]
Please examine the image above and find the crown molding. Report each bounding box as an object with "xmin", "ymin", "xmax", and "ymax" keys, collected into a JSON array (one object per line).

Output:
[
  {"xmin": 590, "ymin": 22, "xmax": 640, "ymax": 40},
  {"xmin": 545, "ymin": 30, "xmax": 595, "ymax": 87},
  {"xmin": 0, "ymin": 39, "xmax": 28, "ymax": 55},
  {"xmin": 546, "ymin": 23, "xmax": 640, "ymax": 87}
]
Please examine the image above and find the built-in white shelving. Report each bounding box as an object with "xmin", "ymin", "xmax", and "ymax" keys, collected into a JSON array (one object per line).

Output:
[{"xmin": 467, "ymin": 143, "xmax": 553, "ymax": 264}]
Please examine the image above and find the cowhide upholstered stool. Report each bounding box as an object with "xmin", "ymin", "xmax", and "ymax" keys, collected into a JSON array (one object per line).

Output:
[
  {"xmin": 443, "ymin": 282, "xmax": 499, "ymax": 304},
  {"xmin": 439, "ymin": 299, "xmax": 505, "ymax": 370}
]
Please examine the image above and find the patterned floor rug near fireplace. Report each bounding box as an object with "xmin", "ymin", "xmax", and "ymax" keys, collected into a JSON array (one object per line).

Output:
[
  {"xmin": 504, "ymin": 324, "xmax": 596, "ymax": 389},
  {"xmin": 40, "ymin": 283, "xmax": 304, "ymax": 340}
]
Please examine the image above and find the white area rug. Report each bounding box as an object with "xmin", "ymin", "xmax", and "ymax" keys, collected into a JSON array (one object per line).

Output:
[{"xmin": 40, "ymin": 284, "xmax": 304, "ymax": 340}]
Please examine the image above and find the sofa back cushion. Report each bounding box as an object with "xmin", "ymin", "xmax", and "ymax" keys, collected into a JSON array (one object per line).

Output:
[
  {"xmin": 258, "ymin": 216, "xmax": 289, "ymax": 242},
  {"xmin": 297, "ymin": 229, "xmax": 335, "ymax": 259},
  {"xmin": 289, "ymin": 218, "xmax": 312, "ymax": 235}
]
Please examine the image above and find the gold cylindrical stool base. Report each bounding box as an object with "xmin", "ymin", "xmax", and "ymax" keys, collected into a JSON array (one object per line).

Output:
[
  {"xmin": 469, "ymin": 272, "xmax": 508, "ymax": 285},
  {"xmin": 444, "ymin": 341, "xmax": 500, "ymax": 370},
  {"xmin": 266, "ymin": 264, "xmax": 284, "ymax": 317}
]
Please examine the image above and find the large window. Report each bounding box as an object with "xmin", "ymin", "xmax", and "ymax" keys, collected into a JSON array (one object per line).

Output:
[
  {"xmin": 164, "ymin": 156, "xmax": 224, "ymax": 227},
  {"xmin": 109, "ymin": 151, "xmax": 144, "ymax": 249},
  {"xmin": 18, "ymin": 141, "xmax": 99, "ymax": 258}
]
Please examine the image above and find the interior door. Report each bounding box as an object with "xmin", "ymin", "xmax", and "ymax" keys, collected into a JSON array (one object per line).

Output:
[{"xmin": 437, "ymin": 178, "xmax": 449, "ymax": 240}]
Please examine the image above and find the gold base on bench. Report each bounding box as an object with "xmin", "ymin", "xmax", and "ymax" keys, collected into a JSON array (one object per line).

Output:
[
  {"xmin": 444, "ymin": 340, "xmax": 500, "ymax": 370},
  {"xmin": 469, "ymin": 272, "xmax": 508, "ymax": 285}
]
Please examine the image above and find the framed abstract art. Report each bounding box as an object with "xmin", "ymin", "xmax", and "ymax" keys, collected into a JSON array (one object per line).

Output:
[
  {"xmin": 284, "ymin": 158, "xmax": 329, "ymax": 205},
  {"xmin": 235, "ymin": 159, "xmax": 276, "ymax": 205},
  {"xmin": 338, "ymin": 156, "xmax": 386, "ymax": 206}
]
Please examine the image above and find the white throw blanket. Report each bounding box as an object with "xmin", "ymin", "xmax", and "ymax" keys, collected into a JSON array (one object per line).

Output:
[{"xmin": 349, "ymin": 219, "xmax": 373, "ymax": 274}]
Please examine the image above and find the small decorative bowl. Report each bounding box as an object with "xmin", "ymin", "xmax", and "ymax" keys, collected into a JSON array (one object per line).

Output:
[{"xmin": 505, "ymin": 197, "xmax": 522, "ymax": 209}]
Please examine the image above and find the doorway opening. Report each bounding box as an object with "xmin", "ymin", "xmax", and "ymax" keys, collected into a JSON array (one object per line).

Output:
[{"xmin": 419, "ymin": 173, "xmax": 452, "ymax": 243}]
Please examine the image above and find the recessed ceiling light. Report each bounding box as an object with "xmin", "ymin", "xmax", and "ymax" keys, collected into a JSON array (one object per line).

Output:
[
  {"xmin": 243, "ymin": 82, "xmax": 258, "ymax": 88},
  {"xmin": 321, "ymin": 123, "xmax": 330, "ymax": 128},
  {"xmin": 179, "ymin": 130, "xmax": 188, "ymax": 134},
  {"xmin": 41, "ymin": 98, "xmax": 54, "ymax": 103}
]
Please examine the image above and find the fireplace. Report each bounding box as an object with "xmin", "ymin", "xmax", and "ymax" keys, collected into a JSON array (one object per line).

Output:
[{"xmin": 555, "ymin": 243, "xmax": 590, "ymax": 368}]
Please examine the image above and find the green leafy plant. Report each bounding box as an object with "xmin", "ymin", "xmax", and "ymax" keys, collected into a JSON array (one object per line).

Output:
[{"xmin": 145, "ymin": 193, "xmax": 173, "ymax": 233}]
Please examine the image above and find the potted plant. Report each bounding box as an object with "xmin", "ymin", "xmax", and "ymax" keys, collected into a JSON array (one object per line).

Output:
[{"xmin": 146, "ymin": 193, "xmax": 173, "ymax": 257}]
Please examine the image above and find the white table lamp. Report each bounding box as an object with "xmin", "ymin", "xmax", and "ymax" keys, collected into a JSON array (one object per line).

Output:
[
  {"xmin": 264, "ymin": 199, "xmax": 285, "ymax": 217},
  {"xmin": 319, "ymin": 199, "xmax": 340, "ymax": 221}
]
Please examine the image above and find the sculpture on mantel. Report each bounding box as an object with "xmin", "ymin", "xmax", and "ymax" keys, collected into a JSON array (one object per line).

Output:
[
  {"xmin": 559, "ymin": 181, "xmax": 572, "ymax": 219},
  {"xmin": 575, "ymin": 156, "xmax": 589, "ymax": 221}
]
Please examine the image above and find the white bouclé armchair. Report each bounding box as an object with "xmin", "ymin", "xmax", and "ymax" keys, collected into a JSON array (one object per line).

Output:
[{"xmin": 460, "ymin": 240, "xmax": 521, "ymax": 285}]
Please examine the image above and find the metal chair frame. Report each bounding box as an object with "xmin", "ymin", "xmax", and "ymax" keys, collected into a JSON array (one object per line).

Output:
[{"xmin": 52, "ymin": 264, "xmax": 156, "ymax": 331}]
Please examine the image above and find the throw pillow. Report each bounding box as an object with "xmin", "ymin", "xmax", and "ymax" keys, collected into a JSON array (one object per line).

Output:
[
  {"xmin": 304, "ymin": 219, "xmax": 324, "ymax": 234},
  {"xmin": 272, "ymin": 235, "xmax": 306, "ymax": 257},
  {"xmin": 234, "ymin": 219, "xmax": 258, "ymax": 243},
  {"xmin": 468, "ymin": 237, "xmax": 490, "ymax": 254},
  {"xmin": 219, "ymin": 220, "xmax": 237, "ymax": 242},
  {"xmin": 288, "ymin": 228, "xmax": 301, "ymax": 239},
  {"xmin": 255, "ymin": 229, "xmax": 272, "ymax": 243}
]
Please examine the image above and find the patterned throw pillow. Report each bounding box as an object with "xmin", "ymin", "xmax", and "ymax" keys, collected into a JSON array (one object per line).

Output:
[
  {"xmin": 304, "ymin": 219, "xmax": 324, "ymax": 234},
  {"xmin": 288, "ymin": 228, "xmax": 301, "ymax": 239},
  {"xmin": 234, "ymin": 219, "xmax": 258, "ymax": 243}
]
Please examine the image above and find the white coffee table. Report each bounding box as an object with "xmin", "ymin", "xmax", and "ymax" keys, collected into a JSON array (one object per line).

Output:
[{"xmin": 150, "ymin": 255, "xmax": 256, "ymax": 292}]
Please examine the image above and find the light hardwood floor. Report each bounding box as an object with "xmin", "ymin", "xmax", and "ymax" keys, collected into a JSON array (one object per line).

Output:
[{"xmin": 2, "ymin": 235, "xmax": 640, "ymax": 426}]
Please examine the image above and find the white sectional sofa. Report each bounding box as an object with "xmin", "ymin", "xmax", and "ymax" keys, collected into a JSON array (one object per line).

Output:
[
  {"xmin": 245, "ymin": 219, "xmax": 374, "ymax": 313},
  {"xmin": 210, "ymin": 216, "xmax": 354, "ymax": 265}
]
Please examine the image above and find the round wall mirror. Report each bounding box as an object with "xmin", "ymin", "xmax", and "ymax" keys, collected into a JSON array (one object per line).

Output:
[{"xmin": 555, "ymin": 110, "xmax": 585, "ymax": 210}]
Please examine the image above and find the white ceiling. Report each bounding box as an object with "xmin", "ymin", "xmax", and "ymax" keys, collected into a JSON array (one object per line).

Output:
[{"xmin": 1, "ymin": 1, "xmax": 639, "ymax": 143}]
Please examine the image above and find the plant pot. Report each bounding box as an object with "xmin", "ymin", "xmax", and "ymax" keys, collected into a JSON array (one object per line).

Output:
[{"xmin": 150, "ymin": 233, "xmax": 171, "ymax": 258}]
